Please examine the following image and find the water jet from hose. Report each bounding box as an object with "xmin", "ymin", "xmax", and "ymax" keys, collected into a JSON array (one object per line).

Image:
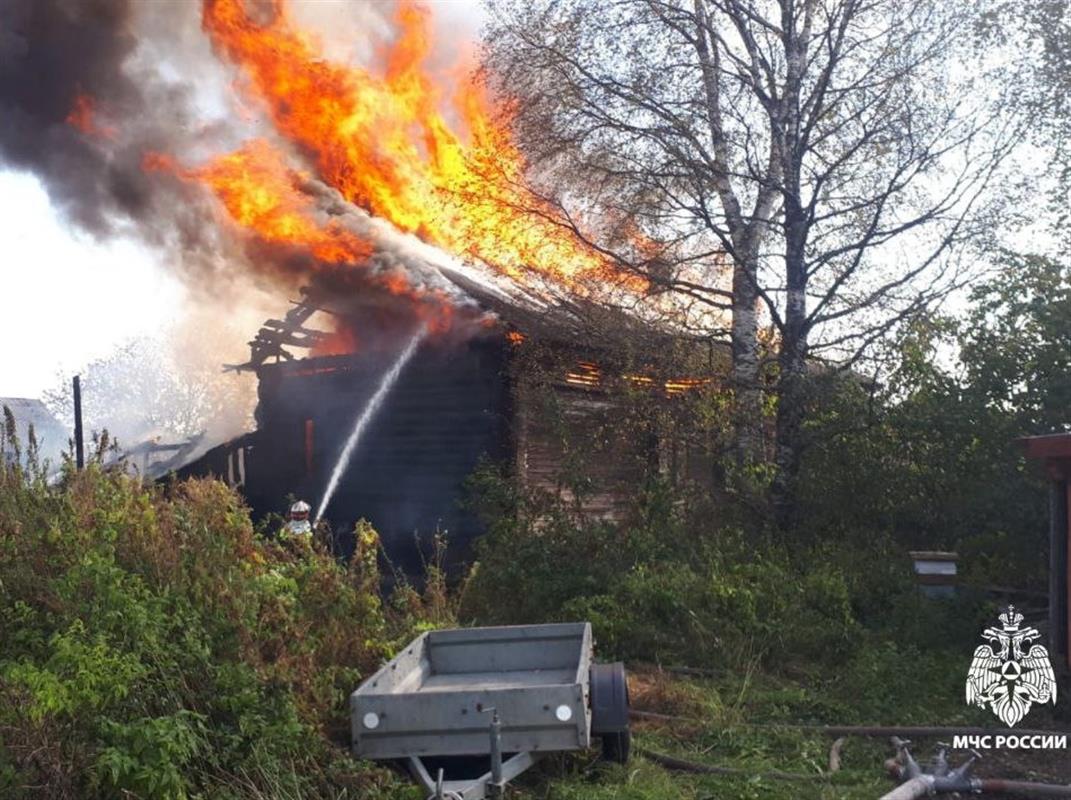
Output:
[{"xmin": 314, "ymin": 325, "xmax": 426, "ymax": 524}]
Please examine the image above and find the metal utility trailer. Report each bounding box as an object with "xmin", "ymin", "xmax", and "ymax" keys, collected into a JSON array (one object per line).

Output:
[{"xmin": 351, "ymin": 622, "xmax": 629, "ymax": 799}]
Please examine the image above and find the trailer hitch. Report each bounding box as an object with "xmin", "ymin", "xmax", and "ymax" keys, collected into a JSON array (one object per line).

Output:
[{"xmin": 423, "ymin": 708, "xmax": 511, "ymax": 800}]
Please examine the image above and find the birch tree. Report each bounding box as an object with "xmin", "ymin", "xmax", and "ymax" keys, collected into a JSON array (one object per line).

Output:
[{"xmin": 483, "ymin": 0, "xmax": 1014, "ymax": 524}]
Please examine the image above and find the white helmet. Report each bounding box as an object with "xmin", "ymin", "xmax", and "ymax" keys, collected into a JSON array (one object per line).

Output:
[{"xmin": 289, "ymin": 500, "xmax": 311, "ymax": 519}]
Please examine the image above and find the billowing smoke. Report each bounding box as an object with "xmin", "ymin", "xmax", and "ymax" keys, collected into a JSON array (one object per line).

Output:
[
  {"xmin": 0, "ymin": 0, "xmax": 514, "ymax": 296},
  {"xmin": 0, "ymin": 1, "xmax": 214, "ymax": 248},
  {"xmin": 0, "ymin": 1, "xmax": 135, "ymax": 230}
]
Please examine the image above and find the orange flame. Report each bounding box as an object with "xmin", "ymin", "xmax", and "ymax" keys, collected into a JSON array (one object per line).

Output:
[
  {"xmin": 311, "ymin": 323, "xmax": 359, "ymax": 357},
  {"xmin": 145, "ymin": 141, "xmax": 462, "ymax": 335},
  {"xmin": 198, "ymin": 0, "xmax": 632, "ymax": 290},
  {"xmin": 144, "ymin": 140, "xmax": 372, "ymax": 267}
]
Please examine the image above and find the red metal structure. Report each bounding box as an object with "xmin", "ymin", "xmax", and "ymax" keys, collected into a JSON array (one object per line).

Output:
[{"xmin": 1021, "ymin": 433, "xmax": 1071, "ymax": 672}]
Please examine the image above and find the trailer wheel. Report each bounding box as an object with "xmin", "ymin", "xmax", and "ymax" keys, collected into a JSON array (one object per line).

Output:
[
  {"xmin": 590, "ymin": 662, "xmax": 630, "ymax": 763},
  {"xmin": 601, "ymin": 729, "xmax": 631, "ymax": 764}
]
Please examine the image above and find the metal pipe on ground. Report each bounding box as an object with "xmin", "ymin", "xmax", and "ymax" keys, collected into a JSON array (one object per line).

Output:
[
  {"xmin": 880, "ymin": 772, "xmax": 1071, "ymax": 799},
  {"xmin": 977, "ymin": 780, "xmax": 1071, "ymax": 797},
  {"xmin": 640, "ymin": 721, "xmax": 1071, "ymax": 798},
  {"xmin": 644, "ymin": 743, "xmax": 1071, "ymax": 799}
]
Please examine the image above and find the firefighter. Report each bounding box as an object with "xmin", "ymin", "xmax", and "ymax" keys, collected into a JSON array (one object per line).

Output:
[{"xmin": 280, "ymin": 499, "xmax": 313, "ymax": 551}]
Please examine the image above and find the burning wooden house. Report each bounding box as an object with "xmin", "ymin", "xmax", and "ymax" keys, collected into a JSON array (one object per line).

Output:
[{"xmin": 177, "ymin": 273, "xmax": 720, "ymax": 573}]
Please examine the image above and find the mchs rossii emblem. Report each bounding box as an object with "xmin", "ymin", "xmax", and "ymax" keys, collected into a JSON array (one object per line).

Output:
[{"xmin": 966, "ymin": 605, "xmax": 1056, "ymax": 727}]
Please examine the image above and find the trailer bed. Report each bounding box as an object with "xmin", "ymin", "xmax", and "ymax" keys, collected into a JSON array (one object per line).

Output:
[{"xmin": 351, "ymin": 622, "xmax": 593, "ymax": 760}]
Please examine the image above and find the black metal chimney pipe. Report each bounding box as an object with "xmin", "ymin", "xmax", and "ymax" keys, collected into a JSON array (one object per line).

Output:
[{"xmin": 73, "ymin": 375, "xmax": 84, "ymax": 470}]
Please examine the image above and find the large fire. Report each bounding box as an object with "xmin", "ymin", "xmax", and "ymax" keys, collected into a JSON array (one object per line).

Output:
[
  {"xmin": 146, "ymin": 140, "xmax": 372, "ymax": 268},
  {"xmin": 145, "ymin": 136, "xmax": 458, "ymax": 347},
  {"xmin": 180, "ymin": 0, "xmax": 631, "ymax": 292}
]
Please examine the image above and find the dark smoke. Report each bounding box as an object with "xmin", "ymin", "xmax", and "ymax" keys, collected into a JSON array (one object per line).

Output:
[
  {"xmin": 0, "ymin": 0, "xmax": 147, "ymax": 234},
  {"xmin": 0, "ymin": 0, "xmax": 257, "ymax": 292},
  {"xmin": 0, "ymin": 0, "xmax": 274, "ymax": 449}
]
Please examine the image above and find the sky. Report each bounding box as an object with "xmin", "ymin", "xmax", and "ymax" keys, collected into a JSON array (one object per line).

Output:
[{"xmin": 0, "ymin": 169, "xmax": 184, "ymax": 398}]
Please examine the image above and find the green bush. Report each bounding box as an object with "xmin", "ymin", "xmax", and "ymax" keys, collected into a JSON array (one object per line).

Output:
[
  {"xmin": 0, "ymin": 446, "xmax": 408, "ymax": 799},
  {"xmin": 462, "ymin": 465, "xmax": 865, "ymax": 670}
]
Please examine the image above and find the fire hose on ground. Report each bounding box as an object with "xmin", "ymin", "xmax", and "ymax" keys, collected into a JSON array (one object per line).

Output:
[{"xmin": 639, "ymin": 737, "xmax": 846, "ymax": 783}]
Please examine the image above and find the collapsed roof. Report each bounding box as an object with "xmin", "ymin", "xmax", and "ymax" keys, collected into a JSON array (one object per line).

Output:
[{"xmin": 224, "ymin": 264, "xmax": 717, "ymax": 375}]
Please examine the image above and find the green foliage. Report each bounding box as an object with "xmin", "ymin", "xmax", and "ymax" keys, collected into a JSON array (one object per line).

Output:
[
  {"xmin": 463, "ymin": 464, "xmax": 868, "ymax": 671},
  {"xmin": 795, "ymin": 253, "xmax": 1071, "ymax": 588},
  {"xmin": 0, "ymin": 456, "xmax": 410, "ymax": 799},
  {"xmin": 94, "ymin": 711, "xmax": 207, "ymax": 800}
]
